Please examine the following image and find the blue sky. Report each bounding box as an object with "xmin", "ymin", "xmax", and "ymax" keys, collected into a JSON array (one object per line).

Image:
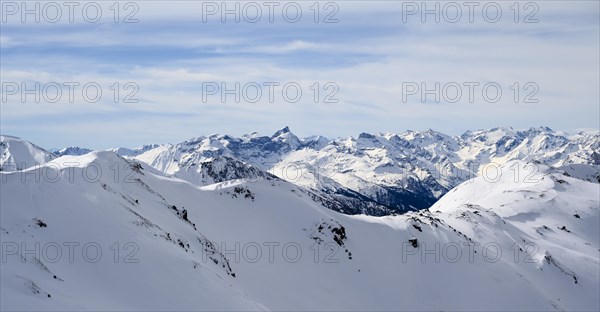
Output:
[{"xmin": 1, "ymin": 1, "xmax": 599, "ymax": 149}]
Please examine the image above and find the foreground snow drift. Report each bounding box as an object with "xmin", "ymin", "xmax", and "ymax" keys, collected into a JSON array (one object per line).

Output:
[{"xmin": 1, "ymin": 151, "xmax": 598, "ymax": 310}]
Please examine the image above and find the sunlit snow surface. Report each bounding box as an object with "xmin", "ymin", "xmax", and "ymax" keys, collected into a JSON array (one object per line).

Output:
[{"xmin": 1, "ymin": 136, "xmax": 598, "ymax": 310}]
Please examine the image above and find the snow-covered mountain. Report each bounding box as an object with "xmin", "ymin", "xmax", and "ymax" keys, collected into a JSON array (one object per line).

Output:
[
  {"xmin": 131, "ymin": 127, "xmax": 599, "ymax": 215},
  {"xmin": 1, "ymin": 142, "xmax": 598, "ymax": 310},
  {"xmin": 54, "ymin": 145, "xmax": 161, "ymax": 158},
  {"xmin": 54, "ymin": 146, "xmax": 93, "ymax": 157},
  {"xmin": 20, "ymin": 127, "xmax": 599, "ymax": 216},
  {"xmin": 0, "ymin": 135, "xmax": 56, "ymax": 172},
  {"xmin": 134, "ymin": 139, "xmax": 395, "ymax": 216},
  {"xmin": 108, "ymin": 144, "xmax": 161, "ymax": 157}
]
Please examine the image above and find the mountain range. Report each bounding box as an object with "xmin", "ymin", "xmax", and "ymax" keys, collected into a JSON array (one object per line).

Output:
[
  {"xmin": 0, "ymin": 129, "xmax": 598, "ymax": 310},
  {"xmin": 22, "ymin": 126, "xmax": 600, "ymax": 216}
]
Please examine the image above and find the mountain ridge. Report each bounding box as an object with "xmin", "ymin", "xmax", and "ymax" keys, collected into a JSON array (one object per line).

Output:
[{"xmin": 2, "ymin": 127, "xmax": 598, "ymax": 216}]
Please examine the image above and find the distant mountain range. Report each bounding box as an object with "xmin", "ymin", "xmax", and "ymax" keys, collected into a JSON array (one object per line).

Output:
[{"xmin": 2, "ymin": 127, "xmax": 599, "ymax": 216}]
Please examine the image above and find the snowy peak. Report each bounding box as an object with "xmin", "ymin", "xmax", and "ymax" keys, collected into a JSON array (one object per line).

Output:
[
  {"xmin": 432, "ymin": 159, "xmax": 600, "ymax": 251},
  {"xmin": 460, "ymin": 126, "xmax": 518, "ymax": 140},
  {"xmin": 199, "ymin": 156, "xmax": 278, "ymax": 184},
  {"xmin": 302, "ymin": 135, "xmax": 330, "ymax": 150},
  {"xmin": 0, "ymin": 135, "xmax": 56, "ymax": 171},
  {"xmin": 271, "ymin": 126, "xmax": 291, "ymax": 138},
  {"xmin": 270, "ymin": 126, "xmax": 301, "ymax": 150},
  {"xmin": 171, "ymin": 154, "xmax": 278, "ymax": 186}
]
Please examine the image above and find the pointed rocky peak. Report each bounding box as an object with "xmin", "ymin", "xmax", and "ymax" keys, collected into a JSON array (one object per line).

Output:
[
  {"xmin": 271, "ymin": 126, "xmax": 292, "ymax": 138},
  {"xmin": 422, "ymin": 128, "xmax": 449, "ymax": 139},
  {"xmin": 270, "ymin": 126, "xmax": 301, "ymax": 151},
  {"xmin": 358, "ymin": 132, "xmax": 376, "ymax": 139}
]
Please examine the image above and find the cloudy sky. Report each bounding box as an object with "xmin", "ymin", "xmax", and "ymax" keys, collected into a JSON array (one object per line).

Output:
[{"xmin": 1, "ymin": 1, "xmax": 599, "ymax": 149}]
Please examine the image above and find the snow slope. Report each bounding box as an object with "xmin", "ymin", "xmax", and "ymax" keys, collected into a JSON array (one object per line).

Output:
[
  {"xmin": 429, "ymin": 160, "xmax": 600, "ymax": 310},
  {"xmin": 1, "ymin": 147, "xmax": 598, "ymax": 310},
  {"xmin": 559, "ymin": 163, "xmax": 600, "ymax": 184}
]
